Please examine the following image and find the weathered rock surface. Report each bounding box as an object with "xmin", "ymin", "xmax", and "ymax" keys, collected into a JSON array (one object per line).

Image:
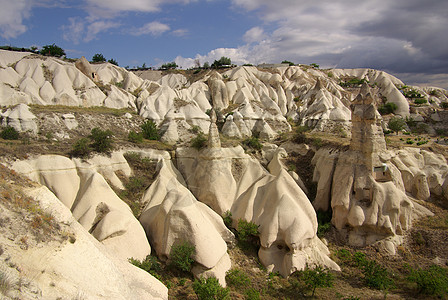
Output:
[
  {"xmin": 0, "ymin": 184, "xmax": 167, "ymax": 300},
  {"xmin": 11, "ymin": 152, "xmax": 150, "ymax": 261},
  {"xmin": 139, "ymin": 158, "xmax": 234, "ymax": 285}
]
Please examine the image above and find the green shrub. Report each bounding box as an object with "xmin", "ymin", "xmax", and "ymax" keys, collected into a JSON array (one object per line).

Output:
[
  {"xmin": 128, "ymin": 130, "xmax": 143, "ymax": 143},
  {"xmin": 378, "ymin": 102, "xmax": 397, "ymax": 115},
  {"xmin": 352, "ymin": 252, "xmax": 367, "ymax": 267},
  {"xmin": 244, "ymin": 288, "xmax": 261, "ymax": 300},
  {"xmin": 293, "ymin": 126, "xmax": 310, "ymax": 143},
  {"xmin": 243, "ymin": 137, "xmax": 262, "ymax": 150},
  {"xmin": 89, "ymin": 128, "xmax": 114, "ymax": 153},
  {"xmin": 141, "ymin": 120, "xmax": 160, "ymax": 140},
  {"xmin": 237, "ymin": 219, "xmax": 259, "ymax": 242},
  {"xmin": 222, "ymin": 211, "xmax": 233, "ymax": 229},
  {"xmin": 191, "ymin": 132, "xmax": 208, "ymax": 150},
  {"xmin": 414, "ymin": 98, "xmax": 427, "ymax": 105},
  {"xmin": 169, "ymin": 242, "xmax": 195, "ymax": 272},
  {"xmin": 71, "ymin": 138, "xmax": 91, "ymax": 157},
  {"xmin": 190, "ymin": 125, "xmax": 202, "ymax": 134},
  {"xmin": 295, "ymin": 265, "xmax": 334, "ymax": 297},
  {"xmin": 441, "ymin": 102, "xmax": 448, "ymax": 109},
  {"xmin": 129, "ymin": 255, "xmax": 162, "ymax": 279},
  {"xmin": 360, "ymin": 260, "xmax": 394, "ymax": 290},
  {"xmin": 388, "ymin": 117, "xmax": 406, "ymax": 135},
  {"xmin": 0, "ymin": 126, "xmax": 19, "ymax": 140},
  {"xmin": 193, "ymin": 277, "xmax": 230, "ymax": 300},
  {"xmin": 407, "ymin": 265, "xmax": 448, "ymax": 297},
  {"xmin": 335, "ymin": 249, "xmax": 352, "ymax": 264},
  {"xmin": 226, "ymin": 269, "xmax": 251, "ymax": 289}
]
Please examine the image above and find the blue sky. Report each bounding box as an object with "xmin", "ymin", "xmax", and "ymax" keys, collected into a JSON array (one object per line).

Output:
[{"xmin": 1, "ymin": 0, "xmax": 448, "ymax": 88}]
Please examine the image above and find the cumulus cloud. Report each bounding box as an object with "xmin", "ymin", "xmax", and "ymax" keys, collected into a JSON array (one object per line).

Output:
[
  {"xmin": 225, "ymin": 0, "xmax": 448, "ymax": 84},
  {"xmin": 131, "ymin": 21, "xmax": 170, "ymax": 36},
  {"xmin": 0, "ymin": 0, "xmax": 32, "ymax": 38},
  {"xmin": 243, "ymin": 27, "xmax": 265, "ymax": 43}
]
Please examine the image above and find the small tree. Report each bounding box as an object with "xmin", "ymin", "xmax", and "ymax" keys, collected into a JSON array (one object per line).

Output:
[
  {"xmin": 295, "ymin": 265, "xmax": 334, "ymax": 297},
  {"xmin": 212, "ymin": 56, "xmax": 232, "ymax": 68},
  {"xmin": 108, "ymin": 58, "xmax": 118, "ymax": 66},
  {"xmin": 160, "ymin": 62, "xmax": 178, "ymax": 70},
  {"xmin": 388, "ymin": 117, "xmax": 406, "ymax": 135},
  {"xmin": 92, "ymin": 53, "xmax": 106, "ymax": 63},
  {"xmin": 40, "ymin": 44, "xmax": 65, "ymax": 57},
  {"xmin": 281, "ymin": 60, "xmax": 295, "ymax": 66},
  {"xmin": 203, "ymin": 62, "xmax": 210, "ymax": 69}
]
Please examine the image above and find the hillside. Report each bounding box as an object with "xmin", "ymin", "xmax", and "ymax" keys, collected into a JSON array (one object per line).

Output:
[{"xmin": 0, "ymin": 50, "xmax": 448, "ymax": 299}]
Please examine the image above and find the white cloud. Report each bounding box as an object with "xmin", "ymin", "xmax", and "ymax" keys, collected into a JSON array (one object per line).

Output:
[
  {"xmin": 62, "ymin": 17, "xmax": 120, "ymax": 43},
  {"xmin": 0, "ymin": 0, "xmax": 32, "ymax": 38},
  {"xmin": 85, "ymin": 20, "xmax": 121, "ymax": 41},
  {"xmin": 243, "ymin": 26, "xmax": 265, "ymax": 43},
  {"xmin": 84, "ymin": 0, "xmax": 196, "ymax": 17},
  {"xmin": 171, "ymin": 28, "xmax": 189, "ymax": 37},
  {"xmin": 131, "ymin": 21, "xmax": 170, "ymax": 36},
  {"xmin": 62, "ymin": 17, "xmax": 85, "ymax": 44}
]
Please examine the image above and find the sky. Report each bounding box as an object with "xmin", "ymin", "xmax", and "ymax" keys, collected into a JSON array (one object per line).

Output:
[{"xmin": 1, "ymin": 0, "xmax": 448, "ymax": 88}]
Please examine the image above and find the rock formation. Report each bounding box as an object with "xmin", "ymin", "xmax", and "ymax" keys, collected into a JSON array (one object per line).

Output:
[
  {"xmin": 11, "ymin": 153, "xmax": 151, "ymax": 261},
  {"xmin": 75, "ymin": 56, "xmax": 99, "ymax": 82},
  {"xmin": 312, "ymin": 84, "xmax": 434, "ymax": 253}
]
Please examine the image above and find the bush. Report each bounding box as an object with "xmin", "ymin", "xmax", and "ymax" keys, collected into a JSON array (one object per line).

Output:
[
  {"xmin": 89, "ymin": 128, "xmax": 114, "ymax": 153},
  {"xmin": 40, "ymin": 43, "xmax": 65, "ymax": 57},
  {"xmin": 378, "ymin": 102, "xmax": 397, "ymax": 115},
  {"xmin": 141, "ymin": 120, "xmax": 159, "ymax": 140},
  {"xmin": 237, "ymin": 219, "xmax": 259, "ymax": 242},
  {"xmin": 169, "ymin": 242, "xmax": 195, "ymax": 272},
  {"xmin": 92, "ymin": 53, "xmax": 106, "ymax": 62},
  {"xmin": 360, "ymin": 260, "xmax": 394, "ymax": 290},
  {"xmin": 129, "ymin": 255, "xmax": 162, "ymax": 279},
  {"xmin": 71, "ymin": 138, "xmax": 91, "ymax": 157},
  {"xmin": 160, "ymin": 62, "xmax": 178, "ymax": 70},
  {"xmin": 191, "ymin": 132, "xmax": 207, "ymax": 150},
  {"xmin": 0, "ymin": 126, "xmax": 19, "ymax": 140},
  {"xmin": 212, "ymin": 57, "xmax": 232, "ymax": 68},
  {"xmin": 243, "ymin": 137, "xmax": 262, "ymax": 150},
  {"xmin": 441, "ymin": 102, "xmax": 448, "ymax": 109},
  {"xmin": 414, "ymin": 98, "xmax": 427, "ymax": 105},
  {"xmin": 317, "ymin": 210, "xmax": 332, "ymax": 237},
  {"xmin": 226, "ymin": 269, "xmax": 251, "ymax": 289},
  {"xmin": 281, "ymin": 60, "xmax": 295, "ymax": 66},
  {"xmin": 193, "ymin": 277, "xmax": 230, "ymax": 300},
  {"xmin": 295, "ymin": 265, "xmax": 334, "ymax": 297},
  {"xmin": 128, "ymin": 130, "xmax": 143, "ymax": 143},
  {"xmin": 407, "ymin": 265, "xmax": 448, "ymax": 297}
]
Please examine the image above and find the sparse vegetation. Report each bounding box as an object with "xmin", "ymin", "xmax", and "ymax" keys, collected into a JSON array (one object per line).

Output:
[
  {"xmin": 242, "ymin": 137, "xmax": 262, "ymax": 150},
  {"xmin": 169, "ymin": 242, "xmax": 195, "ymax": 272},
  {"xmin": 226, "ymin": 269, "xmax": 251, "ymax": 289},
  {"xmin": 128, "ymin": 130, "xmax": 143, "ymax": 143},
  {"xmin": 191, "ymin": 132, "xmax": 207, "ymax": 150},
  {"xmin": 71, "ymin": 137, "xmax": 91, "ymax": 157},
  {"xmin": 0, "ymin": 270, "xmax": 14, "ymax": 297},
  {"xmin": 222, "ymin": 210, "xmax": 233, "ymax": 229}
]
